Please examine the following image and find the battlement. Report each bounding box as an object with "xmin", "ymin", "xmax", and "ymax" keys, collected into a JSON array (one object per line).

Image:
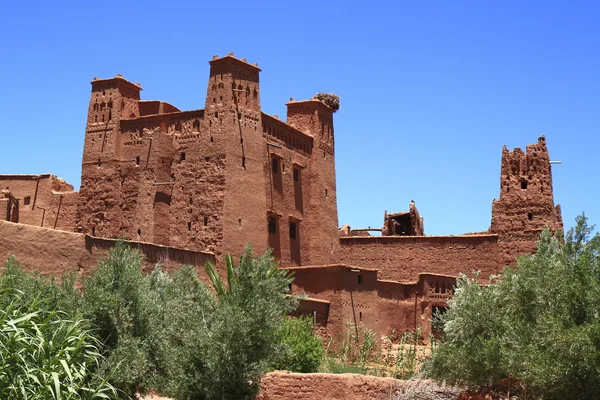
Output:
[
  {"xmin": 91, "ymin": 74, "xmax": 142, "ymax": 91},
  {"xmin": 209, "ymin": 52, "xmax": 261, "ymax": 72}
]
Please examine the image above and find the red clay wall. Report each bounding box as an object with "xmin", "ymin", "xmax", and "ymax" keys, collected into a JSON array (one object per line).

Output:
[
  {"xmin": 262, "ymin": 114, "xmax": 312, "ymax": 267},
  {"xmin": 338, "ymin": 234, "xmax": 502, "ymax": 282},
  {"xmin": 0, "ymin": 174, "xmax": 77, "ymax": 230},
  {"xmin": 257, "ymin": 371, "xmax": 404, "ymax": 400},
  {"xmin": 0, "ymin": 220, "xmax": 215, "ymax": 277}
]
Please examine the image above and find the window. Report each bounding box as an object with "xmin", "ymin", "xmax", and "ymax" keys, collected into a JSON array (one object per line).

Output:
[
  {"xmin": 135, "ymin": 156, "xmax": 140, "ymax": 166},
  {"xmin": 272, "ymin": 157, "xmax": 279, "ymax": 174},
  {"xmin": 293, "ymin": 167, "xmax": 299, "ymax": 182},
  {"xmin": 204, "ymin": 216, "xmax": 209, "ymax": 226},
  {"xmin": 528, "ymin": 212, "xmax": 533, "ymax": 221},
  {"xmin": 358, "ymin": 274, "xmax": 363, "ymax": 284},
  {"xmin": 180, "ymin": 152, "xmax": 186, "ymax": 161},
  {"xmin": 521, "ymin": 180, "xmax": 528, "ymax": 189},
  {"xmin": 289, "ymin": 221, "xmax": 297, "ymax": 239},
  {"xmin": 23, "ymin": 196, "xmax": 31, "ymax": 205},
  {"xmin": 268, "ymin": 216, "xmax": 277, "ymax": 234}
]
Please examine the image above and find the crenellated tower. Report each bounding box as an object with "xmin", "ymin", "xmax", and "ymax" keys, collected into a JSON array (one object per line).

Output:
[
  {"xmin": 490, "ymin": 136, "xmax": 563, "ymax": 266},
  {"xmin": 205, "ymin": 54, "xmax": 269, "ymax": 257},
  {"xmin": 77, "ymin": 76, "xmax": 142, "ymax": 237}
]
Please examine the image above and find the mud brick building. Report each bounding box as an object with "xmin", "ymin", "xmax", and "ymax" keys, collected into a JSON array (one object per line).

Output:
[{"xmin": 0, "ymin": 53, "xmax": 563, "ymax": 339}]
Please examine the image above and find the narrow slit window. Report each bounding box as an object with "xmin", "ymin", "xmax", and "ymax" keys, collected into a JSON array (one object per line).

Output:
[
  {"xmin": 293, "ymin": 167, "xmax": 299, "ymax": 182},
  {"xmin": 289, "ymin": 222, "xmax": 297, "ymax": 239},
  {"xmin": 268, "ymin": 216, "xmax": 277, "ymax": 234},
  {"xmin": 180, "ymin": 152, "xmax": 186, "ymax": 161},
  {"xmin": 204, "ymin": 216, "xmax": 209, "ymax": 226},
  {"xmin": 358, "ymin": 274, "xmax": 363, "ymax": 284},
  {"xmin": 135, "ymin": 156, "xmax": 140, "ymax": 166},
  {"xmin": 528, "ymin": 212, "xmax": 533, "ymax": 221},
  {"xmin": 272, "ymin": 158, "xmax": 279, "ymax": 174}
]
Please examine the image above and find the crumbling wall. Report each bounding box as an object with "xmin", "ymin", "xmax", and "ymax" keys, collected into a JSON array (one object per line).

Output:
[
  {"xmin": 257, "ymin": 371, "xmax": 404, "ymax": 400},
  {"xmin": 382, "ymin": 202, "xmax": 424, "ymax": 236},
  {"xmin": 339, "ymin": 235, "xmax": 502, "ymax": 282},
  {"xmin": 0, "ymin": 220, "xmax": 215, "ymax": 278}
]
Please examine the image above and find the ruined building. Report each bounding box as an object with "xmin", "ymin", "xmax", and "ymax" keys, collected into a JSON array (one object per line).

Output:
[{"xmin": 0, "ymin": 54, "xmax": 563, "ymax": 339}]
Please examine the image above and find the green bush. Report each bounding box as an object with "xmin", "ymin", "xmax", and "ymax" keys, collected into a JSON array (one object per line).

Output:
[
  {"xmin": 81, "ymin": 241, "xmax": 154, "ymax": 396},
  {"xmin": 272, "ymin": 316, "xmax": 324, "ymax": 373},
  {"xmin": 428, "ymin": 214, "xmax": 600, "ymax": 400},
  {"xmin": 175, "ymin": 248, "xmax": 297, "ymax": 399},
  {"xmin": 0, "ymin": 260, "xmax": 119, "ymax": 399},
  {"xmin": 2, "ymin": 242, "xmax": 302, "ymax": 399}
]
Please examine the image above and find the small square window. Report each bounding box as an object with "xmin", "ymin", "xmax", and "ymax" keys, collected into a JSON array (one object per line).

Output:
[
  {"xmin": 272, "ymin": 158, "xmax": 279, "ymax": 174},
  {"xmin": 268, "ymin": 216, "xmax": 277, "ymax": 234},
  {"xmin": 293, "ymin": 167, "xmax": 299, "ymax": 182},
  {"xmin": 521, "ymin": 180, "xmax": 528, "ymax": 189},
  {"xmin": 289, "ymin": 221, "xmax": 297, "ymax": 239},
  {"xmin": 23, "ymin": 196, "xmax": 31, "ymax": 205}
]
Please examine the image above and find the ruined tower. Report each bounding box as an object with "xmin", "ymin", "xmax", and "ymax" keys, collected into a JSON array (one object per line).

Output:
[{"xmin": 490, "ymin": 136, "xmax": 563, "ymax": 265}]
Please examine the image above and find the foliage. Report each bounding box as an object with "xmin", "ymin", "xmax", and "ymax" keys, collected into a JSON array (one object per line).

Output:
[
  {"xmin": 2, "ymin": 242, "xmax": 301, "ymax": 400},
  {"xmin": 314, "ymin": 92, "xmax": 340, "ymax": 112},
  {"xmin": 428, "ymin": 214, "xmax": 600, "ymax": 400},
  {"xmin": 272, "ymin": 316, "xmax": 324, "ymax": 373},
  {"xmin": 81, "ymin": 241, "xmax": 154, "ymax": 396},
  {"xmin": 193, "ymin": 246, "xmax": 297, "ymax": 399},
  {"xmin": 0, "ymin": 260, "xmax": 119, "ymax": 399}
]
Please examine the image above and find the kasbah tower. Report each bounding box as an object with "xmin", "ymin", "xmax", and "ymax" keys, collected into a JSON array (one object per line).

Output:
[
  {"xmin": 76, "ymin": 53, "xmax": 338, "ymax": 266},
  {"xmin": 0, "ymin": 53, "xmax": 562, "ymax": 338}
]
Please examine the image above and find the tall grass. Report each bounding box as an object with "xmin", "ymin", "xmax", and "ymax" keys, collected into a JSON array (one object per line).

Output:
[{"xmin": 0, "ymin": 289, "xmax": 119, "ymax": 399}]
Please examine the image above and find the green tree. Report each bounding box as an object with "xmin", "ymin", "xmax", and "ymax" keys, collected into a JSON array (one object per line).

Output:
[{"xmin": 428, "ymin": 214, "xmax": 600, "ymax": 399}]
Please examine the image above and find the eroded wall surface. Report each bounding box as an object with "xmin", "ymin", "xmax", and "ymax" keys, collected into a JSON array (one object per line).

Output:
[
  {"xmin": 0, "ymin": 174, "xmax": 78, "ymax": 230},
  {"xmin": 0, "ymin": 220, "xmax": 215, "ymax": 277},
  {"xmin": 257, "ymin": 371, "xmax": 405, "ymax": 400},
  {"xmin": 338, "ymin": 235, "xmax": 502, "ymax": 282}
]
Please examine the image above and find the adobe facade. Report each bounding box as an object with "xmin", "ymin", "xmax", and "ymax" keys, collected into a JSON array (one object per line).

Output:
[{"xmin": 0, "ymin": 54, "xmax": 563, "ymax": 340}]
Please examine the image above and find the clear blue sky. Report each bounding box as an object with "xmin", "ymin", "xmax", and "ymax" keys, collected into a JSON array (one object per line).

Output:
[{"xmin": 1, "ymin": 1, "xmax": 598, "ymax": 235}]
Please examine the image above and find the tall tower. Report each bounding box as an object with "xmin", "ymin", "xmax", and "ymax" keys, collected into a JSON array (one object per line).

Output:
[
  {"xmin": 286, "ymin": 99, "xmax": 339, "ymax": 265},
  {"xmin": 490, "ymin": 136, "xmax": 563, "ymax": 266},
  {"xmin": 205, "ymin": 54, "xmax": 269, "ymax": 257},
  {"xmin": 76, "ymin": 76, "xmax": 142, "ymax": 237}
]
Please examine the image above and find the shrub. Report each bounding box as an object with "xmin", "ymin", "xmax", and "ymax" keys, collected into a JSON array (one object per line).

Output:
[
  {"xmin": 428, "ymin": 214, "xmax": 600, "ymax": 399},
  {"xmin": 314, "ymin": 93, "xmax": 340, "ymax": 112},
  {"xmin": 272, "ymin": 316, "xmax": 324, "ymax": 373},
  {"xmin": 81, "ymin": 241, "xmax": 153, "ymax": 396}
]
